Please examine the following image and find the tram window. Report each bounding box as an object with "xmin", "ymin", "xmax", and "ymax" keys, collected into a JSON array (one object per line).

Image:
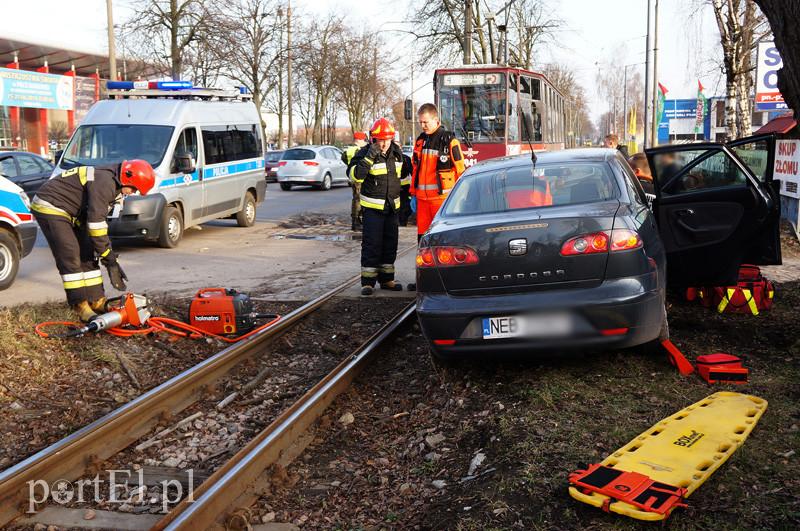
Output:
[
  {"xmin": 439, "ymin": 80, "xmax": 508, "ymax": 143},
  {"xmin": 531, "ymin": 78, "xmax": 541, "ymax": 100},
  {"xmin": 521, "ymin": 101, "xmax": 542, "ymax": 142},
  {"xmin": 508, "ymin": 89, "xmax": 519, "ymax": 142},
  {"xmin": 520, "ymin": 76, "xmax": 531, "ymax": 96}
]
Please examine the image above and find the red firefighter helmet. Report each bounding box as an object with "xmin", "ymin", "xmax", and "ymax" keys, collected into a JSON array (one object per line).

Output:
[
  {"xmin": 120, "ymin": 160, "xmax": 156, "ymax": 195},
  {"xmin": 353, "ymin": 131, "xmax": 367, "ymax": 141},
  {"xmin": 369, "ymin": 118, "xmax": 396, "ymax": 140}
]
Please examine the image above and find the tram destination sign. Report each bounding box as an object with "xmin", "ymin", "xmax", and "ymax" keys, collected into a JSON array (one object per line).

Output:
[{"xmin": 442, "ymin": 73, "xmax": 503, "ymax": 87}]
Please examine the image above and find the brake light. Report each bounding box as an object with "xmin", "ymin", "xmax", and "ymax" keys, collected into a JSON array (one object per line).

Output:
[
  {"xmin": 601, "ymin": 327, "xmax": 629, "ymax": 336},
  {"xmin": 560, "ymin": 230, "xmax": 642, "ymax": 256},
  {"xmin": 609, "ymin": 229, "xmax": 643, "ymax": 251},
  {"xmin": 303, "ymin": 161, "xmax": 319, "ymax": 166},
  {"xmin": 416, "ymin": 246, "xmax": 479, "ymax": 267},
  {"xmin": 278, "ymin": 161, "xmax": 287, "ymax": 166},
  {"xmin": 433, "ymin": 339, "xmax": 456, "ymax": 345}
]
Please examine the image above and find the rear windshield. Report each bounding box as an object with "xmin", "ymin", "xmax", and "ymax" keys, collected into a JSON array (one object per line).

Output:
[
  {"xmin": 442, "ymin": 162, "xmax": 619, "ymax": 216},
  {"xmin": 266, "ymin": 151, "xmax": 284, "ymax": 162},
  {"xmin": 282, "ymin": 148, "xmax": 315, "ymax": 161}
]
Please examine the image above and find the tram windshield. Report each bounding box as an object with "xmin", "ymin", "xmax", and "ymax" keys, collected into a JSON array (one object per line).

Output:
[{"xmin": 438, "ymin": 72, "xmax": 507, "ymax": 143}]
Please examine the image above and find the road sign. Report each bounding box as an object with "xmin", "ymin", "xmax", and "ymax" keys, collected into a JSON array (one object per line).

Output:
[{"xmin": 755, "ymin": 42, "xmax": 788, "ymax": 112}]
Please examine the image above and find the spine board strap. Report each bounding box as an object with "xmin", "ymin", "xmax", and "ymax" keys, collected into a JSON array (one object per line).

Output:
[{"xmin": 568, "ymin": 464, "xmax": 688, "ymax": 516}]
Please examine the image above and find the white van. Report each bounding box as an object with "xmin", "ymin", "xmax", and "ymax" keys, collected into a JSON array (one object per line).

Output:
[{"xmin": 54, "ymin": 87, "xmax": 266, "ymax": 247}]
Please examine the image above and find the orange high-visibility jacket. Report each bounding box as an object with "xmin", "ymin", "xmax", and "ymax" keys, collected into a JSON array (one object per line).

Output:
[{"xmin": 410, "ymin": 127, "xmax": 466, "ymax": 200}]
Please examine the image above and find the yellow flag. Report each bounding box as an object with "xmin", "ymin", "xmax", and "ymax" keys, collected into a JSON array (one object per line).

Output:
[{"xmin": 628, "ymin": 103, "xmax": 637, "ymax": 136}]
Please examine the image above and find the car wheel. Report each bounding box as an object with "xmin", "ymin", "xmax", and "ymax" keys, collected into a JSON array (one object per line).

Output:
[
  {"xmin": 157, "ymin": 205, "xmax": 183, "ymax": 248},
  {"xmin": 236, "ymin": 192, "xmax": 257, "ymax": 227},
  {"xmin": 280, "ymin": 183, "xmax": 292, "ymax": 191},
  {"xmin": 0, "ymin": 229, "xmax": 20, "ymax": 291},
  {"xmin": 318, "ymin": 173, "xmax": 332, "ymax": 191}
]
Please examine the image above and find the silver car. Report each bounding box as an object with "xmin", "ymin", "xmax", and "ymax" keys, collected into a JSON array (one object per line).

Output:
[{"xmin": 277, "ymin": 145, "xmax": 348, "ymax": 191}]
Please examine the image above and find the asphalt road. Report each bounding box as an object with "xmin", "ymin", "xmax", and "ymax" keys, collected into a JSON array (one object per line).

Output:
[{"xmin": 2, "ymin": 184, "xmax": 356, "ymax": 306}]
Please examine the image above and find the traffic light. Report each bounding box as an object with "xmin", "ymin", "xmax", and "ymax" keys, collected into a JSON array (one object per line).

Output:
[{"xmin": 404, "ymin": 99, "xmax": 413, "ymax": 121}]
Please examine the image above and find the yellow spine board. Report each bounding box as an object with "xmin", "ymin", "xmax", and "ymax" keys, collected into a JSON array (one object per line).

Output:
[{"xmin": 569, "ymin": 391, "xmax": 767, "ymax": 521}]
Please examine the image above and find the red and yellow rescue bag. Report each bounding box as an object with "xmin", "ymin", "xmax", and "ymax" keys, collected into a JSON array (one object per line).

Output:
[{"xmin": 685, "ymin": 265, "xmax": 775, "ymax": 316}]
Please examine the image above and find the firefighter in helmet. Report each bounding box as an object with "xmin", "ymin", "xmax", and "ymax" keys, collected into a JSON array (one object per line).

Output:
[
  {"xmin": 347, "ymin": 118, "xmax": 411, "ymax": 295},
  {"xmin": 341, "ymin": 131, "xmax": 368, "ymax": 231},
  {"xmin": 30, "ymin": 160, "xmax": 156, "ymax": 321}
]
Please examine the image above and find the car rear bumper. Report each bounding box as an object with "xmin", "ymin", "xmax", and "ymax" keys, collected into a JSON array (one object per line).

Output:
[
  {"xmin": 417, "ymin": 271, "xmax": 664, "ymax": 355},
  {"xmin": 17, "ymin": 222, "xmax": 37, "ymax": 257},
  {"xmin": 108, "ymin": 194, "xmax": 166, "ymax": 241},
  {"xmin": 277, "ymin": 172, "xmax": 322, "ymax": 184}
]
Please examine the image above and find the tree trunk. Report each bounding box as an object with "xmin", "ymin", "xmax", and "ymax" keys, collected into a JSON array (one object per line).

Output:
[
  {"xmin": 725, "ymin": 76, "xmax": 738, "ymax": 141},
  {"xmin": 754, "ymin": 0, "xmax": 800, "ymax": 119},
  {"xmin": 170, "ymin": 0, "xmax": 180, "ymax": 80}
]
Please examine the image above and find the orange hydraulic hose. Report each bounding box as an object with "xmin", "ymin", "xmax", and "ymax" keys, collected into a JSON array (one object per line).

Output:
[{"xmin": 34, "ymin": 315, "xmax": 281, "ymax": 342}]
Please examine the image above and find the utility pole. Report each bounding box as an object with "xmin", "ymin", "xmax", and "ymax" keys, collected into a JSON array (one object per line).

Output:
[
  {"xmin": 651, "ymin": 0, "xmax": 660, "ymax": 147},
  {"xmin": 277, "ymin": 7, "xmax": 285, "ymax": 149},
  {"xmin": 106, "ymin": 0, "xmax": 117, "ymax": 81},
  {"xmin": 623, "ymin": 67, "xmax": 628, "ymax": 143},
  {"xmin": 643, "ymin": 0, "xmax": 651, "ymax": 148},
  {"xmin": 464, "ymin": 0, "xmax": 473, "ymax": 65},
  {"xmin": 286, "ymin": 0, "xmax": 293, "ymax": 148}
]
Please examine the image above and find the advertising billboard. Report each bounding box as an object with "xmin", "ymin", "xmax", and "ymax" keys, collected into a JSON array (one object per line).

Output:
[
  {"xmin": 0, "ymin": 67, "xmax": 74, "ymax": 110},
  {"xmin": 755, "ymin": 41, "xmax": 788, "ymax": 112}
]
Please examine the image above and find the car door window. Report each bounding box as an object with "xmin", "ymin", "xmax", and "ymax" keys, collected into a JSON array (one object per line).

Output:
[
  {"xmin": 17, "ymin": 156, "xmax": 44, "ymax": 176},
  {"xmin": 654, "ymin": 149, "xmax": 747, "ymax": 195},
  {"xmin": 729, "ymin": 138, "xmax": 771, "ymax": 182},
  {"xmin": 172, "ymin": 127, "xmax": 198, "ymax": 172},
  {"xmin": 0, "ymin": 157, "xmax": 18, "ymax": 178},
  {"xmin": 613, "ymin": 158, "xmax": 648, "ymax": 208}
]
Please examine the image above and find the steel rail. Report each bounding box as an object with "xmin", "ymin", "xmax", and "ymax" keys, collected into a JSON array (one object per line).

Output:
[
  {"xmin": 0, "ymin": 273, "xmax": 365, "ymax": 526},
  {"xmin": 157, "ymin": 302, "xmax": 417, "ymax": 530}
]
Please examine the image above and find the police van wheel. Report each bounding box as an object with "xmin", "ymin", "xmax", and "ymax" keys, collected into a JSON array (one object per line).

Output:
[
  {"xmin": 157, "ymin": 206, "xmax": 183, "ymax": 248},
  {"xmin": 236, "ymin": 192, "xmax": 257, "ymax": 227},
  {"xmin": 280, "ymin": 183, "xmax": 292, "ymax": 191},
  {"xmin": 0, "ymin": 229, "xmax": 20, "ymax": 291},
  {"xmin": 317, "ymin": 173, "xmax": 332, "ymax": 191}
]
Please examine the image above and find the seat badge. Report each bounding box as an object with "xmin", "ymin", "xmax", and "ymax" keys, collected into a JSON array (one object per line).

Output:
[{"xmin": 509, "ymin": 238, "xmax": 527, "ymax": 256}]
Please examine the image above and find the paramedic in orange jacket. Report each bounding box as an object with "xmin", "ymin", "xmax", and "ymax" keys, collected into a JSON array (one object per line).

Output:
[{"xmin": 410, "ymin": 103, "xmax": 466, "ymax": 240}]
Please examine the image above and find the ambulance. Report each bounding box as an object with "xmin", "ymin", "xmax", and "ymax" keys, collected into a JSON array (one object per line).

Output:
[{"xmin": 0, "ymin": 175, "xmax": 37, "ymax": 290}]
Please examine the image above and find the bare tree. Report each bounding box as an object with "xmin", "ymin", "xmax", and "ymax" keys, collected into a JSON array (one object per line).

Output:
[
  {"xmin": 710, "ymin": 0, "xmax": 770, "ymax": 139},
  {"xmin": 216, "ymin": 0, "xmax": 282, "ymax": 134},
  {"xmin": 407, "ymin": 0, "xmax": 559, "ymax": 67},
  {"xmin": 753, "ymin": 1, "xmax": 800, "ymax": 120},
  {"xmin": 121, "ymin": 0, "xmax": 211, "ymax": 80}
]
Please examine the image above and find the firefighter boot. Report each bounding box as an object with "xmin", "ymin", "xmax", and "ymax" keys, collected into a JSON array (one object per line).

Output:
[
  {"xmin": 89, "ymin": 297, "xmax": 108, "ymax": 313},
  {"xmin": 72, "ymin": 301, "xmax": 99, "ymax": 323},
  {"xmin": 380, "ymin": 281, "xmax": 403, "ymax": 291}
]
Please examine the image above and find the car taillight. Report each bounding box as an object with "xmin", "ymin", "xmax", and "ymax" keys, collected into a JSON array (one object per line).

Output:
[
  {"xmin": 417, "ymin": 246, "xmax": 479, "ymax": 267},
  {"xmin": 303, "ymin": 161, "xmax": 319, "ymax": 166},
  {"xmin": 609, "ymin": 229, "xmax": 642, "ymax": 251},
  {"xmin": 560, "ymin": 230, "xmax": 642, "ymax": 256},
  {"xmin": 278, "ymin": 161, "xmax": 287, "ymax": 166}
]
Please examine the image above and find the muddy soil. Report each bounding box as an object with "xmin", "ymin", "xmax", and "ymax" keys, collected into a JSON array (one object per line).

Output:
[{"xmin": 255, "ymin": 283, "xmax": 800, "ymax": 530}]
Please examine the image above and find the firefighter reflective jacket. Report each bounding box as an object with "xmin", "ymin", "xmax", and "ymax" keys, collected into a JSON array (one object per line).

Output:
[
  {"xmin": 410, "ymin": 127, "xmax": 466, "ymax": 200},
  {"xmin": 31, "ymin": 165, "xmax": 122, "ymax": 258},
  {"xmin": 349, "ymin": 143, "xmax": 411, "ymax": 212}
]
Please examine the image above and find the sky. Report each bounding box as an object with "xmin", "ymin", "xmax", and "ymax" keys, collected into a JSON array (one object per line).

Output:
[{"xmin": 0, "ymin": 0, "xmax": 724, "ymax": 127}]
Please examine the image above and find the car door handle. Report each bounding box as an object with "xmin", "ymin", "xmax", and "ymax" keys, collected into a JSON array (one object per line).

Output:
[{"xmin": 675, "ymin": 208, "xmax": 694, "ymax": 216}]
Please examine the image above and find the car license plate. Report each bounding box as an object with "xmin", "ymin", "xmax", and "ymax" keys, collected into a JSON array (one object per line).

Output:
[{"xmin": 482, "ymin": 314, "xmax": 572, "ymax": 340}]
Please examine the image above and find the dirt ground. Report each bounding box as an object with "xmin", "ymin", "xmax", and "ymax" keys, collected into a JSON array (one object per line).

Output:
[{"xmin": 255, "ymin": 291, "xmax": 799, "ymax": 528}]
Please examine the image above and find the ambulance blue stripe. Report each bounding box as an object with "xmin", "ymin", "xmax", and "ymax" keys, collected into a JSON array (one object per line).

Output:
[
  {"xmin": 0, "ymin": 189, "xmax": 28, "ymax": 213},
  {"xmin": 157, "ymin": 159, "xmax": 264, "ymax": 188}
]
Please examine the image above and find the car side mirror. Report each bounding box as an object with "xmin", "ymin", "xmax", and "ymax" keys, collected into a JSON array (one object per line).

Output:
[{"xmin": 174, "ymin": 150, "xmax": 196, "ymax": 174}]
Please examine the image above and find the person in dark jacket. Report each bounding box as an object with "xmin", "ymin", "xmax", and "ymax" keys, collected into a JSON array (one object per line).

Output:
[
  {"xmin": 30, "ymin": 160, "xmax": 156, "ymax": 321},
  {"xmin": 604, "ymin": 133, "xmax": 629, "ymax": 158},
  {"xmin": 628, "ymin": 152, "xmax": 655, "ymax": 195},
  {"xmin": 348, "ymin": 118, "xmax": 411, "ymax": 295}
]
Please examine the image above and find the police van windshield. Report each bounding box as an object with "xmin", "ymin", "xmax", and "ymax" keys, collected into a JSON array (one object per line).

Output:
[
  {"xmin": 60, "ymin": 125, "xmax": 174, "ymax": 169},
  {"xmin": 438, "ymin": 72, "xmax": 507, "ymax": 144}
]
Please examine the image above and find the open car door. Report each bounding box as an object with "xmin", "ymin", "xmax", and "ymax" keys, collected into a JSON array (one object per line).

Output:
[{"xmin": 645, "ymin": 134, "xmax": 781, "ymax": 288}]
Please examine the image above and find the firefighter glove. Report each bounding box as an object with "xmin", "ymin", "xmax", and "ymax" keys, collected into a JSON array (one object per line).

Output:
[
  {"xmin": 101, "ymin": 253, "xmax": 128, "ymax": 291},
  {"xmin": 367, "ymin": 142, "xmax": 382, "ymax": 160}
]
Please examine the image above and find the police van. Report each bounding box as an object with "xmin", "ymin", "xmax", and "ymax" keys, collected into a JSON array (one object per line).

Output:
[
  {"xmin": 0, "ymin": 175, "xmax": 37, "ymax": 290},
  {"xmin": 54, "ymin": 81, "xmax": 266, "ymax": 248}
]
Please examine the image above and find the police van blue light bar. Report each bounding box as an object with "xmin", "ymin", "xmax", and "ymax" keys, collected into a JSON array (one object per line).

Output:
[{"xmin": 107, "ymin": 80, "xmax": 194, "ymax": 90}]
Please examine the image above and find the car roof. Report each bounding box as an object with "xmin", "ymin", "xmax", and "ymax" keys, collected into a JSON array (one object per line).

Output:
[
  {"xmin": 0, "ymin": 151, "xmax": 49, "ymax": 159},
  {"xmin": 287, "ymin": 145, "xmax": 339, "ymax": 151},
  {"xmin": 468, "ymin": 148, "xmax": 619, "ymax": 174}
]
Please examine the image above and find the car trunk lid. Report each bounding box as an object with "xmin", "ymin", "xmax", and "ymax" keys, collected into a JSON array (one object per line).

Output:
[{"xmin": 427, "ymin": 201, "xmax": 621, "ymax": 296}]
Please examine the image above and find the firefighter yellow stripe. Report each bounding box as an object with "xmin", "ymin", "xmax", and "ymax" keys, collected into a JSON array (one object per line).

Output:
[
  {"xmin": 84, "ymin": 276, "xmax": 104, "ymax": 287},
  {"xmin": 100, "ymin": 249, "xmax": 111, "ymax": 258},
  {"xmin": 63, "ymin": 279, "xmax": 85, "ymax": 289},
  {"xmin": 88, "ymin": 228, "xmax": 108, "ymax": 237}
]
